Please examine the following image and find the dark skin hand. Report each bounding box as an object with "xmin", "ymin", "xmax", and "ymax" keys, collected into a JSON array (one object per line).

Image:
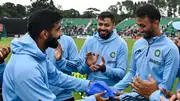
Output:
[
  {"xmin": 129, "ymin": 74, "xmax": 159, "ymax": 99},
  {"xmin": 95, "ymin": 91, "xmax": 109, "ymax": 101},
  {"xmin": 0, "ymin": 47, "xmax": 10, "ymax": 64},
  {"xmin": 89, "ymin": 56, "xmax": 106, "ymax": 72}
]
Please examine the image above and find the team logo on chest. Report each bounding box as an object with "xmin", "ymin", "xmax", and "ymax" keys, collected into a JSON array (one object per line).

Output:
[
  {"xmin": 110, "ymin": 52, "xmax": 116, "ymax": 58},
  {"xmin": 154, "ymin": 49, "xmax": 161, "ymax": 57}
]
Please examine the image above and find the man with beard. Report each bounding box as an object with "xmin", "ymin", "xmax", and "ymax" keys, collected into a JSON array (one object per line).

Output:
[
  {"xmin": 78, "ymin": 11, "xmax": 128, "ymax": 86},
  {"xmin": 116, "ymin": 21, "xmax": 180, "ymax": 101},
  {"xmin": 46, "ymin": 32, "xmax": 81, "ymax": 101},
  {"xmin": 112, "ymin": 4, "xmax": 179, "ymax": 101},
  {"xmin": 2, "ymin": 9, "xmax": 108, "ymax": 101}
]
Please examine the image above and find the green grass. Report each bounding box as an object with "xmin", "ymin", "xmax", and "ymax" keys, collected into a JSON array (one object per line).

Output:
[
  {"xmin": 0, "ymin": 37, "xmax": 12, "ymax": 62},
  {"xmin": 0, "ymin": 37, "xmax": 12, "ymax": 47},
  {"xmin": 0, "ymin": 37, "xmax": 178, "ymax": 100}
]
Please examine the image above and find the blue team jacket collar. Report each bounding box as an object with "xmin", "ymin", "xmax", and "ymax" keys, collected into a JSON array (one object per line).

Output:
[{"xmin": 148, "ymin": 33, "xmax": 166, "ymax": 44}]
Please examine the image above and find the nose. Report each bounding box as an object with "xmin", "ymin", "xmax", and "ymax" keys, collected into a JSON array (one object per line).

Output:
[
  {"xmin": 100, "ymin": 25, "xmax": 106, "ymax": 30},
  {"xmin": 138, "ymin": 28, "xmax": 143, "ymax": 33},
  {"xmin": 56, "ymin": 31, "xmax": 62, "ymax": 39},
  {"xmin": 59, "ymin": 30, "xmax": 62, "ymax": 36}
]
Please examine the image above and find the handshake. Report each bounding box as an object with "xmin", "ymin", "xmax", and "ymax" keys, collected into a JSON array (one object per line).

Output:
[{"xmin": 86, "ymin": 81, "xmax": 122, "ymax": 101}]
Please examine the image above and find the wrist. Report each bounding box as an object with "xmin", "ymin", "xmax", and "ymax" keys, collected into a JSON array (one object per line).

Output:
[
  {"xmin": 100, "ymin": 65, "xmax": 106, "ymax": 72},
  {"xmin": 56, "ymin": 57, "xmax": 62, "ymax": 61}
]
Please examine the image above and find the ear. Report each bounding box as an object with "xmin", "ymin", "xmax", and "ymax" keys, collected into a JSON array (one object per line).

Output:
[
  {"xmin": 40, "ymin": 30, "xmax": 48, "ymax": 40},
  {"xmin": 153, "ymin": 20, "xmax": 159, "ymax": 26},
  {"xmin": 112, "ymin": 23, "xmax": 115, "ymax": 29}
]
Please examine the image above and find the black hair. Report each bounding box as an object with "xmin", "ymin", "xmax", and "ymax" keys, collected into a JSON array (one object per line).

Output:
[
  {"xmin": 28, "ymin": 9, "xmax": 62, "ymax": 39},
  {"xmin": 98, "ymin": 11, "xmax": 115, "ymax": 23},
  {"xmin": 136, "ymin": 4, "xmax": 161, "ymax": 21}
]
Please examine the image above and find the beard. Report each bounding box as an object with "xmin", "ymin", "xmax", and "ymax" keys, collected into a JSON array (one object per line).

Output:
[
  {"xmin": 45, "ymin": 34, "xmax": 60, "ymax": 49},
  {"xmin": 143, "ymin": 30, "xmax": 156, "ymax": 40},
  {"xmin": 143, "ymin": 26, "xmax": 155, "ymax": 40},
  {"xmin": 98, "ymin": 29, "xmax": 113, "ymax": 39},
  {"xmin": 143, "ymin": 32, "xmax": 153, "ymax": 40}
]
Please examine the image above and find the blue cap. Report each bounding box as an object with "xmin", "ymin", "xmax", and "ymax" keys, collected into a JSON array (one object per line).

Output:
[
  {"xmin": 86, "ymin": 81, "xmax": 120, "ymax": 98},
  {"xmin": 172, "ymin": 21, "xmax": 180, "ymax": 30}
]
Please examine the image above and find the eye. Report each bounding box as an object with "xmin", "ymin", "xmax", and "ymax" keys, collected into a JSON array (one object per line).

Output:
[
  {"xmin": 138, "ymin": 24, "xmax": 146, "ymax": 28},
  {"xmin": 141, "ymin": 25, "xmax": 146, "ymax": 28},
  {"xmin": 98, "ymin": 23, "xmax": 103, "ymax": 26},
  {"xmin": 104, "ymin": 24, "xmax": 110, "ymax": 27}
]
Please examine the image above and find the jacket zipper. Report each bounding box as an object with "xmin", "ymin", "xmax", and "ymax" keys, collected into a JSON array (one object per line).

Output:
[{"xmin": 146, "ymin": 42, "xmax": 150, "ymax": 56}]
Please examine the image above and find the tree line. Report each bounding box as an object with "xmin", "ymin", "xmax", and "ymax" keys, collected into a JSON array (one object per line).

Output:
[{"xmin": 0, "ymin": 0, "xmax": 179, "ymax": 23}]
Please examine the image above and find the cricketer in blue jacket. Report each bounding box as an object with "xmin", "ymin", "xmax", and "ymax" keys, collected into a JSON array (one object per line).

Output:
[
  {"xmin": 2, "ymin": 34, "xmax": 91, "ymax": 101},
  {"xmin": 2, "ymin": 9, "xmax": 93, "ymax": 101},
  {"xmin": 113, "ymin": 4, "xmax": 179, "ymax": 101},
  {"xmin": 46, "ymin": 34, "xmax": 81, "ymax": 101},
  {"xmin": 147, "ymin": 21, "xmax": 180, "ymax": 101},
  {"xmin": 78, "ymin": 11, "xmax": 128, "ymax": 86}
]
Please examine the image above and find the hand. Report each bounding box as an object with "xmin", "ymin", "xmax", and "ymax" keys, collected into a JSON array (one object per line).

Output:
[
  {"xmin": 159, "ymin": 88, "xmax": 174, "ymax": 99},
  {"xmin": 55, "ymin": 43, "xmax": 63, "ymax": 61},
  {"xmin": 130, "ymin": 74, "xmax": 159, "ymax": 99},
  {"xmin": 94, "ymin": 91, "xmax": 109, "ymax": 101},
  {"xmin": 89, "ymin": 56, "xmax": 106, "ymax": 72},
  {"xmin": 177, "ymin": 90, "xmax": 180, "ymax": 101},
  {"xmin": 160, "ymin": 90, "xmax": 180, "ymax": 101},
  {"xmin": 0, "ymin": 47, "xmax": 10, "ymax": 63},
  {"xmin": 96, "ymin": 56, "xmax": 106, "ymax": 72},
  {"xmin": 113, "ymin": 92, "xmax": 124, "ymax": 101},
  {"xmin": 85, "ymin": 52, "xmax": 99, "ymax": 67},
  {"xmin": 89, "ymin": 65, "xmax": 99, "ymax": 72},
  {"xmin": 160, "ymin": 95, "xmax": 177, "ymax": 101}
]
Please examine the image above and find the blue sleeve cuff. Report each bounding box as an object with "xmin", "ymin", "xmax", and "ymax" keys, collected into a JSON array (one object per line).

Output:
[
  {"xmin": 149, "ymin": 90, "xmax": 164, "ymax": 101},
  {"xmin": 55, "ymin": 58, "xmax": 67, "ymax": 70},
  {"xmin": 79, "ymin": 80, "xmax": 91, "ymax": 92},
  {"xmin": 0, "ymin": 62, "xmax": 6, "ymax": 73},
  {"xmin": 84, "ymin": 63, "xmax": 90, "ymax": 70},
  {"xmin": 83, "ymin": 95, "xmax": 96, "ymax": 101},
  {"xmin": 79, "ymin": 63, "xmax": 90, "ymax": 74},
  {"xmin": 56, "ymin": 57, "xmax": 66, "ymax": 65},
  {"xmin": 103, "ymin": 66, "xmax": 111, "ymax": 75}
]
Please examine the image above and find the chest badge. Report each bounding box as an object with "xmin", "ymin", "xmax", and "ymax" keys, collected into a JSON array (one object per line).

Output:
[
  {"xmin": 154, "ymin": 49, "xmax": 161, "ymax": 57},
  {"xmin": 110, "ymin": 52, "xmax": 116, "ymax": 58}
]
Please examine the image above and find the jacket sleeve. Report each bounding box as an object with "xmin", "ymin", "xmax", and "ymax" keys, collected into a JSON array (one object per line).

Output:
[
  {"xmin": 55, "ymin": 38, "xmax": 81, "ymax": 73},
  {"xmin": 158, "ymin": 47, "xmax": 179, "ymax": 91},
  {"xmin": 113, "ymin": 45, "xmax": 136, "ymax": 91}
]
